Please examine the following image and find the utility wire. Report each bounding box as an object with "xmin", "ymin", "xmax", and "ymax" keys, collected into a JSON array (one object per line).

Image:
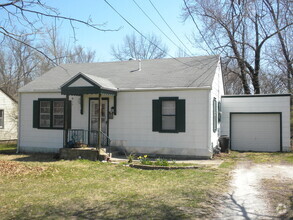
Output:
[
  {"xmin": 182, "ymin": 0, "xmax": 215, "ymax": 55},
  {"xmin": 132, "ymin": 0, "xmax": 192, "ymax": 57},
  {"xmin": 148, "ymin": 0, "xmax": 194, "ymax": 56},
  {"xmin": 104, "ymin": 0, "xmax": 192, "ymax": 67}
]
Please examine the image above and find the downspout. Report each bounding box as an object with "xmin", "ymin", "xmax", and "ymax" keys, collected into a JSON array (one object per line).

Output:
[
  {"xmin": 16, "ymin": 93, "xmax": 21, "ymax": 153},
  {"xmin": 98, "ymin": 93, "xmax": 102, "ymax": 150}
]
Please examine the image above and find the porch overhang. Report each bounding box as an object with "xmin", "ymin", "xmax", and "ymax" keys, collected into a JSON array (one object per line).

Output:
[
  {"xmin": 60, "ymin": 72, "xmax": 117, "ymax": 96},
  {"xmin": 61, "ymin": 87, "xmax": 117, "ymax": 96}
]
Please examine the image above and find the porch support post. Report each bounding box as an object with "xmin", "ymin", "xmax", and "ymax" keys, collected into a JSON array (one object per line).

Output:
[
  {"xmin": 98, "ymin": 93, "xmax": 102, "ymax": 150},
  {"xmin": 64, "ymin": 94, "xmax": 69, "ymax": 147},
  {"xmin": 80, "ymin": 95, "xmax": 83, "ymax": 115}
]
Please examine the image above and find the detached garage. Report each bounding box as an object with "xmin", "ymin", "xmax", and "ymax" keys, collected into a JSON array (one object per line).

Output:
[{"xmin": 221, "ymin": 94, "xmax": 291, "ymax": 152}]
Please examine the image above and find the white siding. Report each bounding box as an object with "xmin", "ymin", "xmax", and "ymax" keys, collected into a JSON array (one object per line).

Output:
[
  {"xmin": 19, "ymin": 93, "xmax": 114, "ymax": 153},
  {"xmin": 221, "ymin": 96, "xmax": 291, "ymax": 151},
  {"xmin": 19, "ymin": 93, "xmax": 65, "ymax": 153},
  {"xmin": 0, "ymin": 90, "xmax": 18, "ymax": 140},
  {"xmin": 210, "ymin": 61, "xmax": 225, "ymax": 151},
  {"xmin": 109, "ymin": 89, "xmax": 211, "ymax": 157},
  {"xmin": 19, "ymin": 89, "xmax": 213, "ymax": 157}
]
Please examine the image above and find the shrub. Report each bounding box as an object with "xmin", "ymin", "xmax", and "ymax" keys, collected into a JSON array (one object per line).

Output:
[
  {"xmin": 127, "ymin": 153, "xmax": 136, "ymax": 163},
  {"xmin": 154, "ymin": 158, "xmax": 169, "ymax": 166},
  {"xmin": 138, "ymin": 155, "xmax": 153, "ymax": 165}
]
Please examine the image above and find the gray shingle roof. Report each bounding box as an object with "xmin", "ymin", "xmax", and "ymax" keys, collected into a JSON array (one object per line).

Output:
[{"xmin": 19, "ymin": 55, "xmax": 220, "ymax": 92}]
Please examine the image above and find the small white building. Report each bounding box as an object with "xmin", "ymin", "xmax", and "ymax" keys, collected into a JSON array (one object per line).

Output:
[
  {"xmin": 17, "ymin": 56, "xmax": 291, "ymax": 158},
  {"xmin": 221, "ymin": 94, "xmax": 291, "ymax": 152},
  {"xmin": 0, "ymin": 89, "xmax": 18, "ymax": 141}
]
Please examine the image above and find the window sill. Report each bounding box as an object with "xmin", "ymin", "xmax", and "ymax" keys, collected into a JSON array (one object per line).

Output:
[
  {"xmin": 37, "ymin": 127, "xmax": 65, "ymax": 130},
  {"xmin": 158, "ymin": 130, "xmax": 179, "ymax": 133}
]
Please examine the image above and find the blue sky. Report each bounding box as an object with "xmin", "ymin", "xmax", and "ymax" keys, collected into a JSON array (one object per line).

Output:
[{"xmin": 47, "ymin": 0, "xmax": 204, "ymax": 61}]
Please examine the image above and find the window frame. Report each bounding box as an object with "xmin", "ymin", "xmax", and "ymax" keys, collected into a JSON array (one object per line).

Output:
[
  {"xmin": 53, "ymin": 100, "xmax": 65, "ymax": 128},
  {"xmin": 218, "ymin": 101, "xmax": 221, "ymax": 122},
  {"xmin": 159, "ymin": 97, "xmax": 179, "ymax": 133},
  {"xmin": 38, "ymin": 99, "xmax": 66, "ymax": 129},
  {"xmin": 0, "ymin": 109, "xmax": 4, "ymax": 129},
  {"xmin": 213, "ymin": 98, "xmax": 217, "ymax": 133},
  {"xmin": 161, "ymin": 98, "xmax": 177, "ymax": 132}
]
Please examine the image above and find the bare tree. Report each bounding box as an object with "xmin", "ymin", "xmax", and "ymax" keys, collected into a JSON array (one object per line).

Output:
[
  {"xmin": 0, "ymin": 0, "xmax": 116, "ymax": 64},
  {"xmin": 264, "ymin": 0, "xmax": 293, "ymax": 93},
  {"xmin": 0, "ymin": 35, "xmax": 38, "ymax": 96},
  {"xmin": 182, "ymin": 0, "xmax": 292, "ymax": 94},
  {"xmin": 0, "ymin": 1, "xmax": 117, "ymax": 97},
  {"xmin": 35, "ymin": 26, "xmax": 96, "ymax": 75},
  {"xmin": 176, "ymin": 48, "xmax": 189, "ymax": 58},
  {"xmin": 0, "ymin": 27, "xmax": 97, "ymax": 97},
  {"xmin": 111, "ymin": 33, "xmax": 168, "ymax": 61}
]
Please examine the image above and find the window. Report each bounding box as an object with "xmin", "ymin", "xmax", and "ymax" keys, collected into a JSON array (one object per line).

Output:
[
  {"xmin": 161, "ymin": 100, "xmax": 176, "ymax": 131},
  {"xmin": 213, "ymin": 98, "xmax": 217, "ymax": 132},
  {"xmin": 53, "ymin": 101, "xmax": 65, "ymax": 128},
  {"xmin": 33, "ymin": 99, "xmax": 69, "ymax": 129},
  {"xmin": 218, "ymin": 102, "xmax": 221, "ymax": 122},
  {"xmin": 40, "ymin": 101, "xmax": 51, "ymax": 127},
  {"xmin": 0, "ymin": 110, "xmax": 4, "ymax": 129},
  {"xmin": 152, "ymin": 97, "xmax": 185, "ymax": 133}
]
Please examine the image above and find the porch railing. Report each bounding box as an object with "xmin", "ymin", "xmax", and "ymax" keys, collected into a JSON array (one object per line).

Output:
[{"xmin": 65, "ymin": 129, "xmax": 111, "ymax": 153}]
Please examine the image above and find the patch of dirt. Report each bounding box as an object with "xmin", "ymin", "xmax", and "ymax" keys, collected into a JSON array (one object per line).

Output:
[
  {"xmin": 261, "ymin": 179, "xmax": 293, "ymax": 219},
  {"xmin": 0, "ymin": 160, "xmax": 45, "ymax": 177},
  {"xmin": 216, "ymin": 162, "xmax": 293, "ymax": 219}
]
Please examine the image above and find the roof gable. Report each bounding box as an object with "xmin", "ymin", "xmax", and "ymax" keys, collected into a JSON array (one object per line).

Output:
[
  {"xmin": 61, "ymin": 72, "xmax": 117, "ymax": 96},
  {"xmin": 0, "ymin": 89, "xmax": 17, "ymax": 103},
  {"xmin": 69, "ymin": 77, "xmax": 95, "ymax": 87}
]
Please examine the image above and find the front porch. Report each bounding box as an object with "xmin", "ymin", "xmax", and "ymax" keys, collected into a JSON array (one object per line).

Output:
[
  {"xmin": 60, "ymin": 72, "xmax": 117, "ymax": 157},
  {"xmin": 64, "ymin": 129, "xmax": 111, "ymax": 150},
  {"xmin": 59, "ymin": 147, "xmax": 109, "ymax": 161}
]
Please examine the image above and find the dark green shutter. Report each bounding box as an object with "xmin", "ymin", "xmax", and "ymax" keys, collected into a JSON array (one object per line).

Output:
[
  {"xmin": 176, "ymin": 99, "xmax": 185, "ymax": 132},
  {"xmin": 152, "ymin": 100, "xmax": 160, "ymax": 131},
  {"xmin": 67, "ymin": 101, "xmax": 72, "ymax": 129},
  {"xmin": 33, "ymin": 100, "xmax": 40, "ymax": 128}
]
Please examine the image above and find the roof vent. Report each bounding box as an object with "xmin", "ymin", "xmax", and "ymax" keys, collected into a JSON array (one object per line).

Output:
[{"xmin": 138, "ymin": 59, "xmax": 141, "ymax": 71}]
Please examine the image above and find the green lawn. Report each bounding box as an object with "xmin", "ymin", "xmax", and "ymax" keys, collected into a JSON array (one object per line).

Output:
[
  {"xmin": 0, "ymin": 142, "xmax": 17, "ymax": 154},
  {"xmin": 0, "ymin": 144, "xmax": 230, "ymax": 219}
]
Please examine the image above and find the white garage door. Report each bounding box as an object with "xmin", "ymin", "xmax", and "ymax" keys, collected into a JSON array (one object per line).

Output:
[{"xmin": 231, "ymin": 113, "xmax": 281, "ymax": 152}]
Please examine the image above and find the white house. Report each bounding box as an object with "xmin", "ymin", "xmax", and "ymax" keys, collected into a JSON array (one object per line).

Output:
[
  {"xmin": 17, "ymin": 55, "xmax": 291, "ymax": 158},
  {"xmin": 0, "ymin": 89, "xmax": 18, "ymax": 141}
]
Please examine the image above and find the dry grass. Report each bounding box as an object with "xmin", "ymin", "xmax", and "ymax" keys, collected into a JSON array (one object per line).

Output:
[
  {"xmin": 261, "ymin": 179, "xmax": 293, "ymax": 219},
  {"xmin": 0, "ymin": 145, "xmax": 231, "ymax": 219},
  {"xmin": 216, "ymin": 151, "xmax": 293, "ymax": 164}
]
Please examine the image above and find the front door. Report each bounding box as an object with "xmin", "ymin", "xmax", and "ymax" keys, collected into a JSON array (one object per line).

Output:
[{"xmin": 89, "ymin": 99, "xmax": 108, "ymax": 146}]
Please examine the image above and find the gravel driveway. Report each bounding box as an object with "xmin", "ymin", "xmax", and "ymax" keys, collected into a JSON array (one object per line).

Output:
[{"xmin": 215, "ymin": 162, "xmax": 293, "ymax": 219}]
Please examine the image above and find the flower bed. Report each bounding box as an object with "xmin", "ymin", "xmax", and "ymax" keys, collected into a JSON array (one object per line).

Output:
[
  {"xmin": 126, "ymin": 154, "xmax": 201, "ymax": 170},
  {"xmin": 129, "ymin": 164, "xmax": 200, "ymax": 170}
]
